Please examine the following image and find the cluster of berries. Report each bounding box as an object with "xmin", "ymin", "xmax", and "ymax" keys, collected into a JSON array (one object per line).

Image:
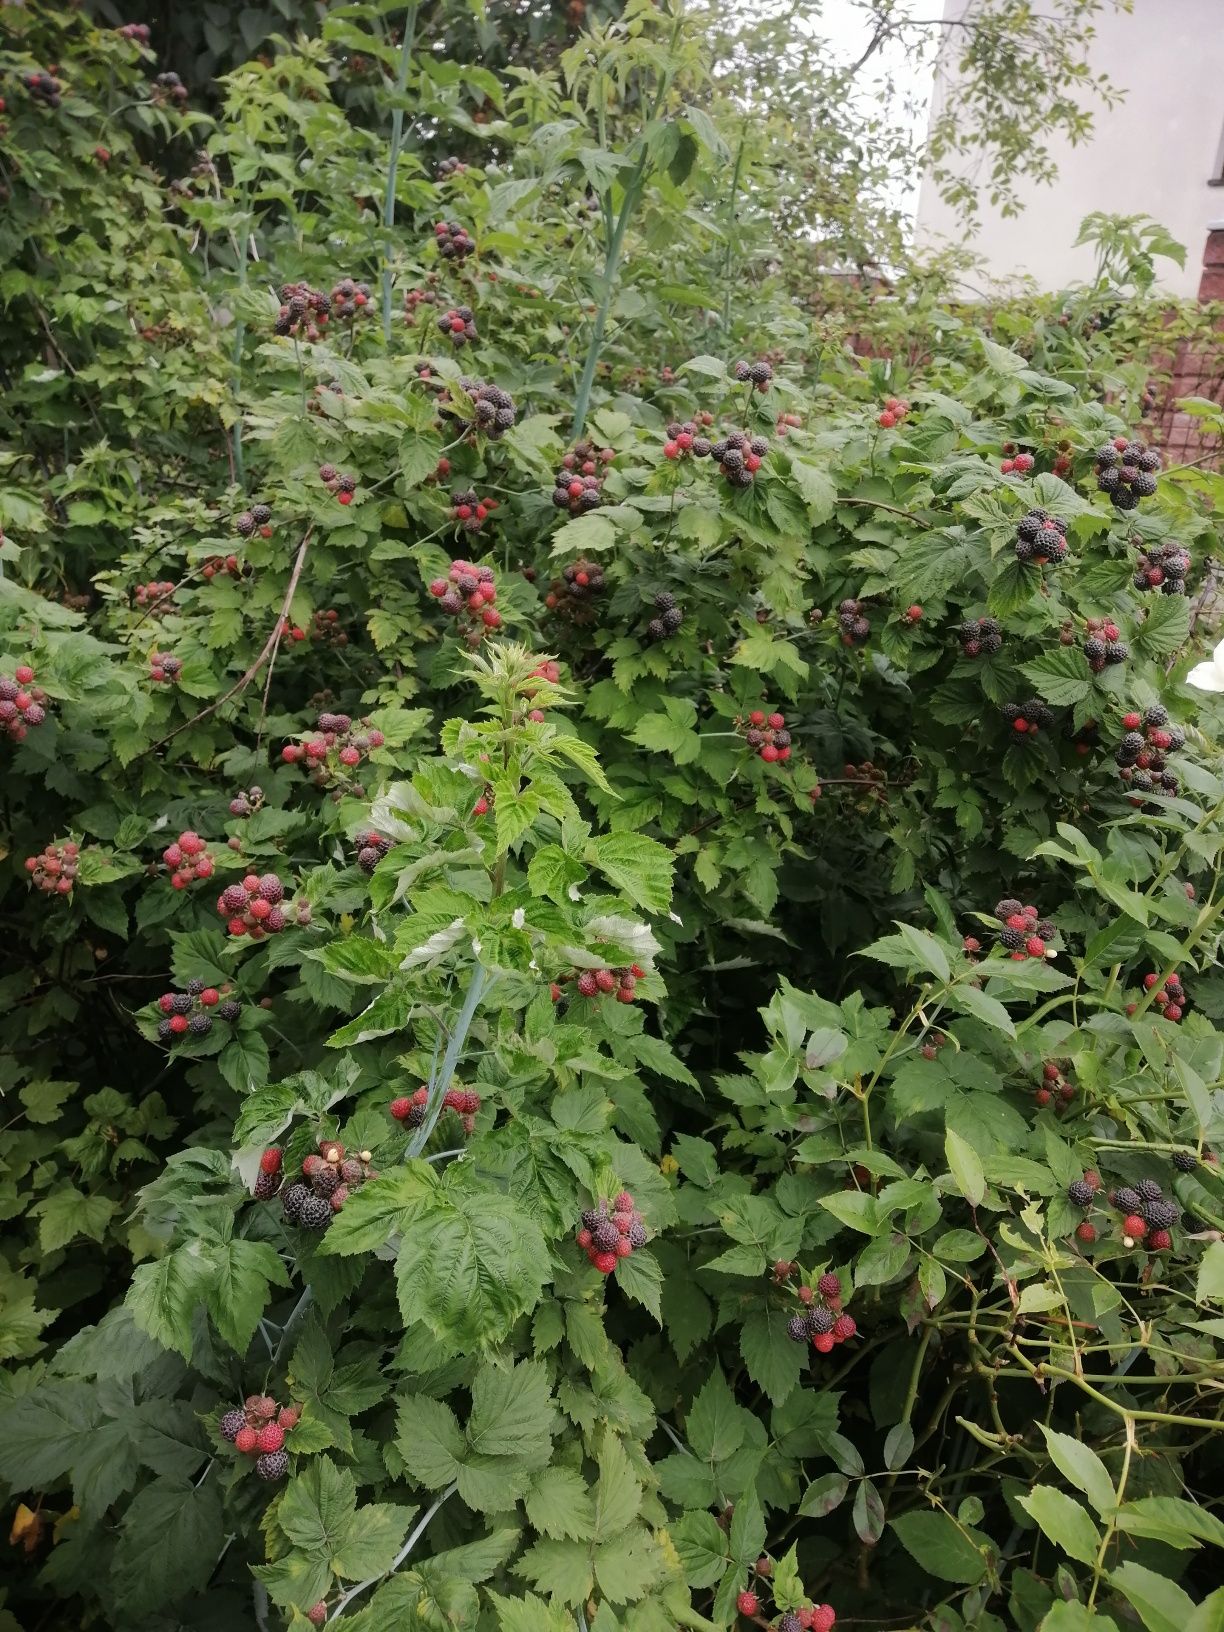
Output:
[
  {"xmin": 355, "ymin": 831, "xmax": 395, "ymax": 874},
  {"xmin": 1129, "ymin": 969, "xmax": 1190, "ymax": 1023},
  {"xmin": 958, "ymin": 616, "xmax": 1003, "ymax": 658},
  {"xmin": 738, "ymin": 708, "xmax": 792, "ymax": 763},
  {"xmin": 992, "ymin": 897, "xmax": 1056, "ymax": 959},
  {"xmin": 162, "ymin": 830, "xmax": 214, "ymax": 889},
  {"xmin": 878, "ymin": 396, "xmax": 911, "ymax": 429},
  {"xmin": 576, "ymin": 1192, "xmax": 648, "ymax": 1274},
  {"xmin": 1014, "ymin": 508, "xmax": 1069, "ymax": 567},
  {"xmin": 149, "ymin": 651, "xmax": 182, "ymax": 684},
  {"xmin": 25, "ymin": 841, "xmax": 80, "ymax": 897},
  {"xmin": 228, "ymin": 785, "xmax": 264, "ymax": 818},
  {"xmin": 117, "ymin": 23, "xmax": 152, "ymax": 42},
  {"xmin": 274, "ymin": 281, "xmax": 330, "ymax": 340},
  {"xmin": 733, "ymin": 359, "xmax": 774, "ymax": 392},
  {"xmin": 661, "ymin": 415, "xmax": 714, "ymax": 460},
  {"xmin": 390, "ymin": 1085, "xmax": 482, "ymax": 1135},
  {"xmin": 1082, "ymin": 616, "xmax": 1128, "ymax": 672},
  {"xmin": 783, "ymin": 1272, "xmax": 857, "ymax": 1354},
  {"xmin": 218, "ymin": 1394, "xmax": 299, "ymax": 1482},
  {"xmin": 837, "ymin": 598, "xmax": 870, "ymax": 647},
  {"xmin": 263, "ymin": 1138, "xmax": 378, "ymax": 1230},
  {"xmin": 329, "ymin": 277, "xmax": 370, "ymax": 320},
  {"xmin": 775, "ymin": 411, "xmax": 803, "ymax": 437},
  {"xmin": 1035, "ymin": 1059, "xmax": 1076, "ymax": 1111},
  {"xmin": 436, "ymin": 156, "xmax": 467, "ymax": 179},
  {"xmin": 437, "ymin": 303, "xmax": 477, "ymax": 345},
  {"xmin": 22, "ymin": 70, "xmax": 62, "ymax": 108},
  {"xmin": 434, "ymin": 221, "xmax": 476, "ymax": 259},
  {"xmin": 999, "ymin": 446, "xmax": 1034, "ymax": 475},
  {"xmin": 317, "ymin": 464, "xmax": 358, "ymax": 504},
  {"xmin": 216, "ymin": 873, "xmax": 307, "ymax": 938},
  {"xmin": 711, "ymin": 429, "xmax": 768, "ymax": 487},
  {"xmin": 309, "ymin": 608, "xmax": 348, "ymax": 647},
  {"xmin": 450, "ymin": 489, "xmax": 498, "ymax": 533},
  {"xmin": 156, "ymin": 981, "xmax": 241, "ymax": 1041},
  {"xmin": 736, "ymin": 1597, "xmax": 835, "ymax": 1632},
  {"xmin": 1115, "ymin": 704, "xmax": 1184, "ymax": 799},
  {"xmin": 282, "ymin": 712, "xmax": 384, "ymax": 782},
  {"xmin": 234, "ymin": 502, "xmax": 273, "ymax": 537},
  {"xmin": 0, "ymin": 666, "xmax": 48, "ymax": 740},
  {"xmin": 453, "ymin": 377, "xmax": 516, "ymax": 439},
  {"xmin": 201, "ymin": 554, "xmax": 243, "ymax": 580},
  {"xmin": 519, "ymin": 657, "xmax": 561, "ymax": 722},
  {"xmin": 1133, "ymin": 539, "xmax": 1190, "ymax": 595},
  {"xmin": 543, "ymin": 559, "xmax": 606, "ymax": 620},
  {"xmin": 1071, "ymin": 1170, "xmax": 1181, "ymax": 1251},
  {"xmin": 1095, "ymin": 438, "xmax": 1160, "ymax": 510},
  {"xmin": 551, "ymin": 964, "xmax": 645, "ymax": 1005},
  {"xmin": 552, "ymin": 440, "xmax": 613, "ymax": 512},
  {"xmin": 1002, "ymin": 698, "xmax": 1055, "ymax": 735},
  {"xmin": 152, "ymin": 70, "xmax": 188, "ymax": 106},
  {"xmin": 309, "ymin": 379, "xmax": 345, "ymax": 416},
  {"xmin": 404, "ymin": 286, "xmax": 438, "ymax": 324},
  {"xmin": 134, "ymin": 579, "xmax": 175, "ymax": 612},
  {"xmin": 645, "ymin": 590, "xmax": 684, "ymax": 643},
  {"xmin": 428, "ymin": 558, "xmax": 502, "ymax": 640}
]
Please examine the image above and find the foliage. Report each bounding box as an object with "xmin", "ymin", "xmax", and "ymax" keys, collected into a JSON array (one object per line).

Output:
[{"xmin": 2, "ymin": 4, "xmax": 1224, "ymax": 1632}]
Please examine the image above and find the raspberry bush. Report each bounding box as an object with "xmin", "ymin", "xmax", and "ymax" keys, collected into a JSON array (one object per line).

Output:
[{"xmin": 2, "ymin": 6, "xmax": 1224, "ymax": 1632}]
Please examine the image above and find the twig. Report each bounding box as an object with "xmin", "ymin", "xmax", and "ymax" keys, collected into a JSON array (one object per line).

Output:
[
  {"xmin": 149, "ymin": 527, "xmax": 312, "ymax": 750},
  {"xmin": 333, "ymin": 1482, "xmax": 457, "ymax": 1617},
  {"xmin": 272, "ymin": 1287, "xmax": 315, "ymax": 1367}
]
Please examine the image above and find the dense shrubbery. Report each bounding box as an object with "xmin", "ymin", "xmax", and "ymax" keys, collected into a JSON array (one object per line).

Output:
[{"xmin": 3, "ymin": 5, "xmax": 1224, "ymax": 1632}]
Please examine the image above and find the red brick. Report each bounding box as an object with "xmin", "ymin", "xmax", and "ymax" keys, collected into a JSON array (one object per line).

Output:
[
  {"xmin": 1204, "ymin": 229, "xmax": 1224, "ymax": 268},
  {"xmin": 1197, "ymin": 268, "xmax": 1224, "ymax": 302}
]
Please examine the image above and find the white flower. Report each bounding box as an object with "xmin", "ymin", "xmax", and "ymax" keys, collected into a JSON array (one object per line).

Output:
[
  {"xmin": 512, "ymin": 907, "xmax": 525, "ymax": 929},
  {"xmin": 1187, "ymin": 637, "xmax": 1224, "ymax": 694}
]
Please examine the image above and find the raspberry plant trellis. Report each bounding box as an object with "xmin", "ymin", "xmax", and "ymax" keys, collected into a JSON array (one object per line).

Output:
[{"xmin": 3, "ymin": 3, "xmax": 1224, "ymax": 1631}]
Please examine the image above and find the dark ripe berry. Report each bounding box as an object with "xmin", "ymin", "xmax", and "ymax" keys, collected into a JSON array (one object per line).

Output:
[
  {"xmin": 218, "ymin": 1000, "xmax": 241, "ymax": 1021},
  {"xmin": 281, "ymin": 1183, "xmax": 309, "ymax": 1223},
  {"xmin": 647, "ymin": 618, "xmax": 666, "ymax": 641},
  {"xmin": 808, "ymin": 1306, "xmax": 835, "ymax": 1334},
  {"xmin": 188, "ymin": 1013, "xmax": 212, "ymax": 1035},
  {"xmin": 1114, "ymin": 1186, "xmax": 1140, "ymax": 1214},
  {"xmin": 312, "ymin": 1164, "xmax": 340, "ymax": 1196},
  {"xmin": 994, "ymin": 899, "xmax": 1023, "ymax": 920},
  {"xmin": 220, "ymin": 1409, "xmax": 247, "ymax": 1442},
  {"xmin": 157, "ymin": 1018, "xmax": 174, "ymax": 1041},
  {"xmin": 251, "ymin": 504, "xmax": 272, "ymax": 525},
  {"xmin": 592, "ymin": 1219, "xmax": 620, "ymax": 1253},
  {"xmin": 628, "ymin": 1220, "xmax": 647, "ymax": 1248},
  {"xmin": 778, "ymin": 1615, "xmax": 802, "ymax": 1632},
  {"xmin": 1172, "ymin": 1150, "xmax": 1197, "ymax": 1172},
  {"xmin": 786, "ymin": 1314, "xmax": 809, "ymax": 1342},
  {"xmin": 255, "ymin": 1450, "xmax": 289, "ymax": 1481},
  {"xmin": 1143, "ymin": 1198, "xmax": 1180, "ymax": 1228},
  {"xmin": 1136, "ymin": 1177, "xmax": 1163, "ymax": 1202},
  {"xmin": 661, "ymin": 606, "xmax": 684, "ymax": 631},
  {"xmin": 298, "ymin": 1194, "xmax": 332, "ymax": 1230},
  {"xmin": 253, "ymin": 1171, "xmax": 280, "ymax": 1200},
  {"xmin": 1067, "ymin": 1179, "xmax": 1094, "ymax": 1206},
  {"xmin": 169, "ymin": 992, "xmax": 192, "ymax": 1015}
]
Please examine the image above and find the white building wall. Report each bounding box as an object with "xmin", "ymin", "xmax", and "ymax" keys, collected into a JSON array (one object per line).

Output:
[{"xmin": 913, "ymin": 0, "xmax": 1224, "ymax": 297}]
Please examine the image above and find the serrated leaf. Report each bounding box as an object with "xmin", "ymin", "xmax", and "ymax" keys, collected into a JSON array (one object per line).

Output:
[
  {"xmin": 890, "ymin": 1510, "xmax": 989, "ymax": 1583},
  {"xmin": 1039, "ymin": 1426, "xmax": 1115, "ymax": 1514},
  {"xmin": 945, "ymin": 1128, "xmax": 987, "ymax": 1206},
  {"xmin": 524, "ymin": 1467, "xmax": 595, "ymax": 1540},
  {"xmin": 127, "ymin": 1246, "xmax": 217, "ymax": 1359},
  {"xmin": 587, "ymin": 832, "xmax": 674, "ymax": 914},
  {"xmin": 1019, "ymin": 1487, "xmax": 1102, "ymax": 1565},
  {"xmin": 207, "ymin": 1239, "xmax": 290, "ymax": 1354}
]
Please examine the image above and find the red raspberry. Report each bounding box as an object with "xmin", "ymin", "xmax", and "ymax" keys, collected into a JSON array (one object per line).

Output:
[
  {"xmin": 962, "ymin": 936, "xmax": 980, "ymax": 952},
  {"xmin": 614, "ymin": 1191, "xmax": 633, "ymax": 1212},
  {"xmin": 797, "ymin": 1285, "xmax": 814, "ymax": 1304},
  {"xmin": 1026, "ymin": 936, "xmax": 1046, "ymax": 957},
  {"xmin": 592, "ymin": 1251, "xmax": 617, "ymax": 1274},
  {"xmin": 14, "ymin": 666, "xmax": 34, "ymax": 685},
  {"xmin": 180, "ymin": 832, "xmax": 204, "ymax": 856},
  {"xmin": 1075, "ymin": 1221, "xmax": 1096, "ymax": 1244},
  {"xmin": 878, "ymin": 410, "xmax": 896, "ymax": 428},
  {"xmin": 576, "ymin": 1228, "xmax": 593, "ymax": 1248},
  {"xmin": 576, "ymin": 971, "xmax": 598, "ymax": 997},
  {"xmin": 812, "ymin": 1332, "xmax": 835, "ymax": 1353},
  {"xmin": 249, "ymin": 897, "xmax": 272, "ymax": 921},
  {"xmin": 1165, "ymin": 1004, "xmax": 1183, "ymax": 1021},
  {"xmin": 810, "ymin": 1607, "xmax": 836, "ymax": 1632},
  {"xmin": 307, "ymin": 1605, "xmax": 327, "ymax": 1627},
  {"xmin": 1143, "ymin": 973, "xmax": 1158, "ymax": 989},
  {"xmin": 255, "ymin": 1423, "xmax": 284, "ymax": 1453},
  {"xmin": 1083, "ymin": 1169, "xmax": 1101, "ymax": 1190},
  {"xmin": 767, "ymin": 712, "xmax": 785, "ymax": 729},
  {"xmin": 338, "ymin": 491, "xmax": 352, "ymax": 505},
  {"xmin": 595, "ymin": 969, "xmax": 616, "ymax": 993},
  {"xmin": 1122, "ymin": 1215, "xmax": 1147, "ymax": 1242},
  {"xmin": 339, "ymin": 746, "xmax": 361, "ymax": 766},
  {"xmin": 1035, "ymin": 1087, "xmax": 1052, "ymax": 1106},
  {"xmin": 390, "ymin": 1097, "xmax": 412, "ymax": 1120},
  {"xmin": 163, "ymin": 843, "xmax": 183, "ymax": 867},
  {"xmin": 615, "ymin": 1237, "xmax": 633, "ymax": 1257},
  {"xmin": 737, "ymin": 1591, "xmax": 759, "ymax": 1616},
  {"xmin": 278, "ymin": 1405, "xmax": 300, "ymax": 1430},
  {"xmin": 260, "ymin": 1148, "xmax": 282, "ymax": 1175},
  {"xmin": 663, "ymin": 441, "xmax": 680, "ymax": 459},
  {"xmin": 1148, "ymin": 1229, "xmax": 1171, "ymax": 1251},
  {"xmin": 760, "ymin": 743, "xmax": 780, "ymax": 763},
  {"xmin": 1122, "ymin": 711, "xmax": 1141, "ymax": 729},
  {"xmin": 158, "ymin": 993, "xmax": 175, "ymax": 1013},
  {"xmin": 302, "ymin": 1155, "xmax": 324, "ymax": 1177},
  {"xmin": 200, "ymin": 988, "xmax": 219, "ymax": 1007},
  {"xmin": 169, "ymin": 1015, "xmax": 189, "ymax": 1035},
  {"xmin": 234, "ymin": 1426, "xmax": 258, "ymax": 1454},
  {"xmin": 832, "ymin": 1314, "xmax": 856, "ymax": 1341},
  {"xmin": 1006, "ymin": 913, "xmax": 1027, "ymax": 931},
  {"xmin": 748, "ymin": 711, "xmax": 765, "ymax": 726},
  {"xmin": 817, "ymin": 1272, "xmax": 841, "ymax": 1298},
  {"xmin": 1042, "ymin": 1062, "xmax": 1060, "ymax": 1082}
]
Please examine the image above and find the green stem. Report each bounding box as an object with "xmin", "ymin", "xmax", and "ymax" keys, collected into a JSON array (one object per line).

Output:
[
  {"xmin": 569, "ymin": 179, "xmax": 641, "ymax": 440},
  {"xmin": 406, "ymin": 965, "xmax": 494, "ymax": 1158},
  {"xmin": 382, "ymin": 7, "xmax": 419, "ymax": 344},
  {"xmin": 1087, "ymin": 1419, "xmax": 1133, "ymax": 1608},
  {"xmin": 272, "ymin": 1287, "xmax": 314, "ymax": 1366},
  {"xmin": 721, "ymin": 123, "xmax": 748, "ymax": 337},
  {"xmin": 231, "ymin": 215, "xmax": 249, "ymax": 490}
]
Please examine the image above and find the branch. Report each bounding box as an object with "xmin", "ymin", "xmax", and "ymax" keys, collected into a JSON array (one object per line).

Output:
[
  {"xmin": 150, "ymin": 526, "xmax": 312, "ymax": 750},
  {"xmin": 333, "ymin": 1482, "xmax": 457, "ymax": 1617}
]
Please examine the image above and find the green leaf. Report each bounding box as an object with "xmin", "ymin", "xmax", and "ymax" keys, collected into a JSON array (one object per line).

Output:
[
  {"xmin": 686, "ymin": 1369, "xmax": 745, "ymax": 1463},
  {"xmin": 1039, "ymin": 1426, "xmax": 1115, "ymax": 1514},
  {"xmin": 127, "ymin": 1246, "xmax": 217, "ymax": 1359},
  {"xmin": 890, "ymin": 1510, "xmax": 989, "ymax": 1583},
  {"xmin": 798, "ymin": 1473, "xmax": 849, "ymax": 1517},
  {"xmin": 1019, "ymin": 1487, "xmax": 1102, "ymax": 1565},
  {"xmin": 1115, "ymin": 1496, "xmax": 1224, "ymax": 1551},
  {"xmin": 1040, "ymin": 1605, "xmax": 1119, "ymax": 1632},
  {"xmin": 524, "ymin": 1467, "xmax": 596, "ymax": 1541},
  {"xmin": 527, "ymin": 844, "xmax": 587, "ymax": 904},
  {"xmin": 326, "ymin": 980, "xmax": 416, "ymax": 1047},
  {"xmin": 587, "ymin": 832, "xmax": 675, "ymax": 914},
  {"xmin": 1020, "ymin": 648, "xmax": 1093, "ymax": 707},
  {"xmin": 394, "ymin": 1166, "xmax": 550, "ymax": 1353},
  {"xmin": 489, "ymin": 1588, "xmax": 578, "ymax": 1632},
  {"xmin": 308, "ymin": 938, "xmax": 399, "ymax": 983},
  {"xmin": 111, "ymin": 1476, "xmax": 224, "ymax": 1616},
  {"xmin": 1109, "ymin": 1562, "xmax": 1197, "ymax": 1632},
  {"xmin": 207, "ymin": 1239, "xmax": 290, "ymax": 1354},
  {"xmin": 614, "ymin": 1247, "xmax": 663, "ymax": 1323},
  {"xmin": 1134, "ymin": 595, "xmax": 1191, "ymax": 658},
  {"xmin": 948, "ymin": 980, "xmax": 1016, "ymax": 1037},
  {"xmin": 278, "ymin": 1456, "xmax": 360, "ymax": 1557},
  {"xmin": 945, "ymin": 1128, "xmax": 987, "ymax": 1206},
  {"xmin": 1196, "ymin": 1240, "xmax": 1224, "ymax": 1303}
]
